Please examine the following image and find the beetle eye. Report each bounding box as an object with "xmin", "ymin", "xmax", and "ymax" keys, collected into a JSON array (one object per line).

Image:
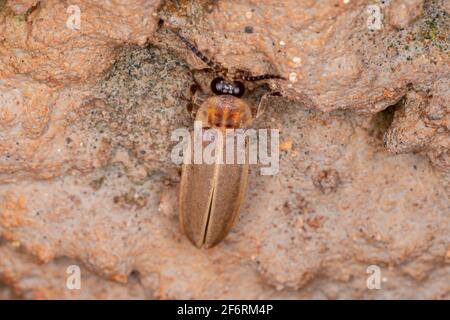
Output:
[
  {"xmin": 211, "ymin": 77, "xmax": 225, "ymax": 95},
  {"xmin": 232, "ymin": 81, "xmax": 245, "ymax": 98}
]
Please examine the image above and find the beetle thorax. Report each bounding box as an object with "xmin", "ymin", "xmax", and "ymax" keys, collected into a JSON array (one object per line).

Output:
[{"xmin": 196, "ymin": 95, "xmax": 253, "ymax": 129}]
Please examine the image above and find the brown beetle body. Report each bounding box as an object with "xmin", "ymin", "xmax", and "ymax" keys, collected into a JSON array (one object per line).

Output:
[
  {"xmin": 171, "ymin": 27, "xmax": 284, "ymax": 248},
  {"xmin": 179, "ymin": 96, "xmax": 252, "ymax": 248}
]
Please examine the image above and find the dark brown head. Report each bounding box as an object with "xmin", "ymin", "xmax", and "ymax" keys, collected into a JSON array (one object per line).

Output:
[{"xmin": 211, "ymin": 77, "xmax": 245, "ymax": 98}]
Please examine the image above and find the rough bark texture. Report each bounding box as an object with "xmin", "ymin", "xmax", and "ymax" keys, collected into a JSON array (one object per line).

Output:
[{"xmin": 0, "ymin": 0, "xmax": 449, "ymax": 299}]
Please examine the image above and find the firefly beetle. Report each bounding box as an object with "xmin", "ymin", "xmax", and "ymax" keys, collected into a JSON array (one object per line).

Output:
[{"xmin": 172, "ymin": 28, "xmax": 285, "ymax": 248}]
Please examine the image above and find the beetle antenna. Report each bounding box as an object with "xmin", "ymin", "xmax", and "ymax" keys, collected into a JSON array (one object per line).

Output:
[
  {"xmin": 241, "ymin": 74, "xmax": 286, "ymax": 82},
  {"xmin": 170, "ymin": 28, "xmax": 222, "ymax": 73}
]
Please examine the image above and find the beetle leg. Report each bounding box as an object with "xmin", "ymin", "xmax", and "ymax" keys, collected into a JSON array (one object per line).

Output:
[
  {"xmin": 255, "ymin": 91, "xmax": 282, "ymax": 119},
  {"xmin": 176, "ymin": 80, "xmax": 208, "ymax": 119}
]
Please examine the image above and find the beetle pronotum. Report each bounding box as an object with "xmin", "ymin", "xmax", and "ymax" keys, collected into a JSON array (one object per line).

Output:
[{"xmin": 173, "ymin": 28, "xmax": 284, "ymax": 248}]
